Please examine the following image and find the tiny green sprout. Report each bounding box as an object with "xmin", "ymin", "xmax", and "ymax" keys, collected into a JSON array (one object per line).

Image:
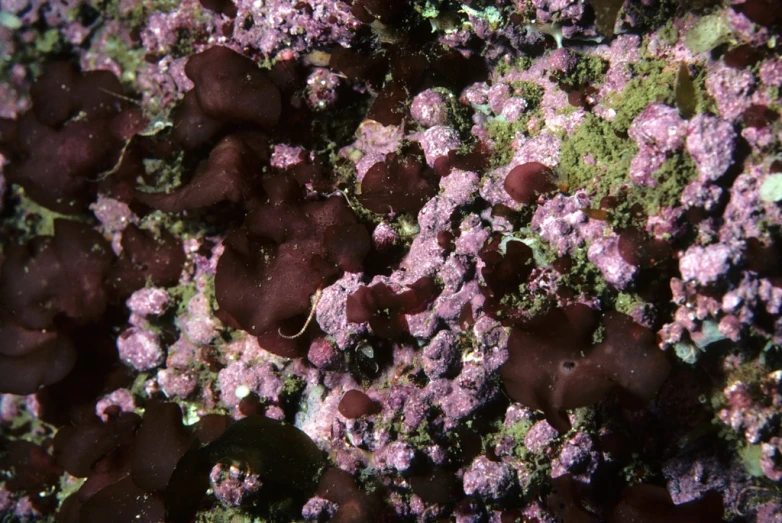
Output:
[{"xmin": 759, "ymin": 173, "xmax": 782, "ymax": 203}]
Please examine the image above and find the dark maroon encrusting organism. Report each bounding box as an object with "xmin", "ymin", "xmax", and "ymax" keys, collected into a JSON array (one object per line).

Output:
[
  {"xmin": 733, "ymin": 0, "xmax": 782, "ymax": 27},
  {"xmin": 503, "ymin": 161, "xmax": 557, "ymax": 205},
  {"xmin": 345, "ymin": 276, "xmax": 438, "ymax": 339},
  {"xmin": 742, "ymin": 104, "xmax": 778, "ymax": 129},
  {"xmin": 165, "ymin": 415, "xmax": 326, "ymax": 523},
  {"xmin": 723, "ymin": 44, "xmax": 763, "ymax": 69},
  {"xmin": 135, "ymin": 133, "xmax": 268, "ymax": 213},
  {"xmin": 338, "ymin": 389, "xmax": 382, "ymax": 419},
  {"xmin": 54, "ymin": 400, "xmax": 197, "ymax": 523},
  {"xmin": 107, "ymin": 224, "xmax": 186, "ymax": 299},
  {"xmin": 0, "ymin": 439, "xmax": 64, "ymax": 514},
  {"xmin": 358, "ymin": 153, "xmax": 439, "ymax": 215},
  {"xmin": 617, "ymin": 227, "xmax": 672, "ymax": 269},
  {"xmin": 215, "ymin": 188, "xmax": 370, "ymax": 357},
  {"xmin": 478, "ymin": 235, "xmax": 536, "ymax": 323},
  {"xmin": 500, "ymin": 305, "xmax": 671, "ymax": 432},
  {"xmin": 185, "ymin": 46, "xmax": 282, "ymax": 129},
  {"xmin": 0, "ymin": 220, "xmax": 116, "ymax": 395},
  {"xmin": 198, "ymin": 0, "xmax": 237, "ymax": 17},
  {"xmin": 315, "ymin": 467, "xmax": 388, "ymax": 523},
  {"xmin": 408, "ymin": 467, "xmax": 461, "ymax": 505},
  {"xmin": 609, "ymin": 485, "xmax": 724, "ymax": 523},
  {"xmin": 1, "ymin": 62, "xmax": 143, "ymax": 213}
]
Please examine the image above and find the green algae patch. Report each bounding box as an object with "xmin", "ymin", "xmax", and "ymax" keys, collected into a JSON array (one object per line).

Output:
[
  {"xmin": 560, "ymin": 109, "xmax": 697, "ymax": 221},
  {"xmin": 614, "ymin": 292, "xmax": 645, "ymax": 316},
  {"xmin": 607, "ymin": 60, "xmax": 714, "ymax": 132},
  {"xmin": 559, "ymin": 112, "xmax": 638, "ymax": 200},
  {"xmin": 608, "ymin": 62, "xmax": 677, "ymax": 132},
  {"xmin": 760, "ymin": 173, "xmax": 782, "ymax": 202},
  {"xmin": 557, "ymin": 247, "xmax": 612, "ymax": 305},
  {"xmin": 510, "ymin": 81, "xmax": 545, "ymax": 108},
  {"xmin": 553, "ymin": 52, "xmax": 608, "ymax": 88},
  {"xmin": 2, "ymin": 186, "xmax": 85, "ymax": 241},
  {"xmin": 685, "ymin": 13, "xmax": 733, "ymax": 54}
]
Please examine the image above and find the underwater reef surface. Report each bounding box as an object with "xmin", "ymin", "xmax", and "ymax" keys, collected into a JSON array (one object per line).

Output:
[{"xmin": 0, "ymin": 0, "xmax": 781, "ymax": 521}]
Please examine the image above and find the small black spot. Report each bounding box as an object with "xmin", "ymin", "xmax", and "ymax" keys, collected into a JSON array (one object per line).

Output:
[{"xmin": 242, "ymin": 14, "xmax": 254, "ymax": 30}]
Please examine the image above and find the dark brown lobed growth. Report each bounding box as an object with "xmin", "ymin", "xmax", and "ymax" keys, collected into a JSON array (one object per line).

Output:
[
  {"xmin": 135, "ymin": 133, "xmax": 268, "ymax": 213},
  {"xmin": 55, "ymin": 401, "xmax": 201, "ymax": 523},
  {"xmin": 338, "ymin": 389, "xmax": 382, "ymax": 419},
  {"xmin": 315, "ymin": 467, "xmax": 388, "ymax": 523},
  {"xmin": 107, "ymin": 224, "xmax": 186, "ymax": 299},
  {"xmin": 185, "ymin": 46, "xmax": 282, "ymax": 129},
  {"xmin": 215, "ymin": 189, "xmax": 370, "ymax": 357},
  {"xmin": 503, "ymin": 161, "xmax": 557, "ymax": 205},
  {"xmin": 359, "ymin": 153, "xmax": 439, "ymax": 215},
  {"xmin": 3, "ymin": 62, "xmax": 142, "ymax": 213},
  {"xmin": 0, "ymin": 220, "xmax": 116, "ymax": 395},
  {"xmin": 165, "ymin": 415, "xmax": 326, "ymax": 523},
  {"xmin": 346, "ymin": 276, "xmax": 438, "ymax": 339},
  {"xmin": 500, "ymin": 305, "xmax": 671, "ymax": 432},
  {"xmin": 478, "ymin": 235, "xmax": 536, "ymax": 324}
]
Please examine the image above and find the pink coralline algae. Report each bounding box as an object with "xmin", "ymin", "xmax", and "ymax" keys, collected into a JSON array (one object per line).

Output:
[
  {"xmin": 462, "ymin": 456, "xmax": 514, "ymax": 500},
  {"xmin": 116, "ymin": 326, "xmax": 165, "ymax": 371},
  {"xmin": 410, "ymin": 89, "xmax": 449, "ymax": 127},
  {"xmin": 686, "ymin": 113, "xmax": 737, "ymax": 183},
  {"xmin": 532, "ymin": 191, "xmax": 606, "ymax": 256},
  {"xmin": 679, "ymin": 244, "xmax": 734, "ymax": 286},
  {"xmin": 209, "ymin": 462, "xmax": 263, "ymax": 507}
]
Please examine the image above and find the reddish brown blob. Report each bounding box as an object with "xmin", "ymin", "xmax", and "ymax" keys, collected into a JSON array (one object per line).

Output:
[
  {"xmin": 568, "ymin": 90, "xmax": 586, "ymax": 108},
  {"xmin": 500, "ymin": 306, "xmax": 671, "ymax": 432},
  {"xmin": 185, "ymin": 46, "xmax": 282, "ymax": 129},
  {"xmin": 215, "ymin": 192, "xmax": 369, "ymax": 356},
  {"xmin": 108, "ymin": 224, "xmax": 186, "ymax": 298},
  {"xmin": 409, "ymin": 468, "xmax": 460, "ymax": 504},
  {"xmin": 367, "ymin": 82, "xmax": 409, "ymax": 126},
  {"xmin": 53, "ymin": 412, "xmax": 141, "ymax": 478},
  {"xmin": 79, "ymin": 476, "xmax": 165, "ymax": 523},
  {"xmin": 359, "ymin": 153, "xmax": 438, "ymax": 215},
  {"xmin": 346, "ymin": 277, "xmax": 437, "ymax": 339},
  {"xmin": 503, "ymin": 162, "xmax": 556, "ymax": 204},
  {"xmin": 169, "ymin": 90, "xmax": 225, "ymax": 150},
  {"xmin": 617, "ymin": 227, "xmax": 672, "ymax": 269},
  {"xmin": 735, "ymin": 0, "xmax": 781, "ymax": 27},
  {"xmin": 742, "ymin": 104, "xmax": 778, "ymax": 128},
  {"xmin": 609, "ymin": 485, "xmax": 724, "ymax": 523},
  {"xmin": 30, "ymin": 62, "xmax": 125, "ymax": 127},
  {"xmin": 0, "ymin": 219, "xmax": 113, "ymax": 329},
  {"xmin": 316, "ymin": 467, "xmax": 384, "ymax": 523},
  {"xmin": 338, "ymin": 389, "xmax": 382, "ymax": 419},
  {"xmin": 724, "ymin": 44, "xmax": 763, "ymax": 69},
  {"xmin": 130, "ymin": 400, "xmax": 194, "ymax": 491},
  {"xmin": 437, "ymin": 230, "xmax": 455, "ymax": 250},
  {"xmin": 136, "ymin": 134, "xmax": 266, "ymax": 212},
  {"xmin": 198, "ymin": 0, "xmax": 237, "ymax": 17},
  {"xmin": 433, "ymin": 144, "xmax": 489, "ymax": 177},
  {"xmin": 8, "ymin": 113, "xmax": 121, "ymax": 213},
  {"xmin": 479, "ymin": 236, "xmax": 535, "ymax": 322}
]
